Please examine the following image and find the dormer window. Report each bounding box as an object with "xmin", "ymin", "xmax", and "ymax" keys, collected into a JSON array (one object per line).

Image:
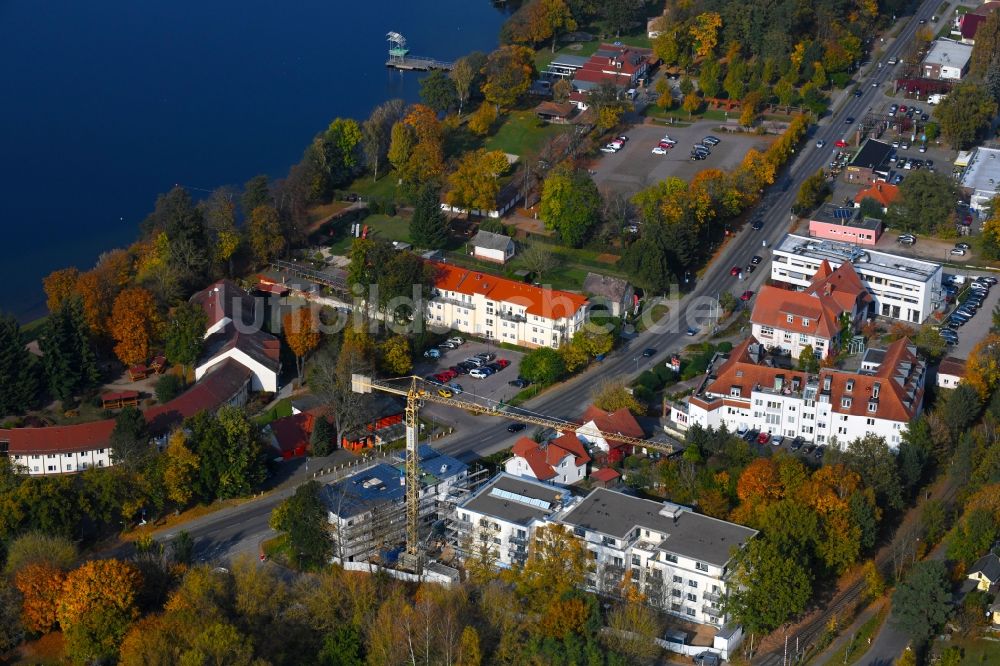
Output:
[
  {"xmin": 868, "ymin": 401, "xmax": 877, "ymax": 413},
  {"xmin": 823, "ymin": 376, "xmax": 831, "ymax": 391},
  {"xmin": 846, "ymin": 380, "xmax": 854, "ymax": 393},
  {"xmin": 841, "ymin": 397, "xmax": 852, "ymax": 408},
  {"xmin": 730, "ymin": 386, "xmax": 742, "ymax": 397},
  {"xmin": 872, "ymin": 382, "xmax": 880, "ymax": 399},
  {"xmin": 802, "ymin": 318, "xmax": 810, "ymax": 327},
  {"xmin": 787, "ymin": 314, "xmax": 794, "ymax": 323}
]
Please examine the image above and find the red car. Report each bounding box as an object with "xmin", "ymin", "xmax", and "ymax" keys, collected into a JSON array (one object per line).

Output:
[
  {"xmin": 898, "ymin": 105, "xmax": 907, "ymax": 113},
  {"xmin": 730, "ymin": 266, "xmax": 741, "ymax": 276},
  {"xmin": 495, "ymin": 359, "xmax": 510, "ymax": 369},
  {"xmin": 740, "ymin": 290, "xmax": 754, "ymax": 301},
  {"xmin": 834, "ymin": 139, "xmax": 848, "ymax": 148},
  {"xmin": 757, "ymin": 432, "xmax": 771, "ymax": 445},
  {"xmin": 657, "ymin": 141, "xmax": 674, "ymax": 149}
]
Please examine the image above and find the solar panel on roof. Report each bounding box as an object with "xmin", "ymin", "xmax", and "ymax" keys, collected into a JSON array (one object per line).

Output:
[
  {"xmin": 833, "ymin": 208, "xmax": 854, "ymax": 219},
  {"xmin": 490, "ymin": 487, "xmax": 552, "ymax": 511}
]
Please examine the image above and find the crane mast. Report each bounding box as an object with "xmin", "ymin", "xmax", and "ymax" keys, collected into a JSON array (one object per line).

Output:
[{"xmin": 351, "ymin": 373, "xmax": 674, "ymax": 571}]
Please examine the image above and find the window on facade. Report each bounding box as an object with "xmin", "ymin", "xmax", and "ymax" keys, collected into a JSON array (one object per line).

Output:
[
  {"xmin": 866, "ymin": 418, "xmax": 875, "ymax": 426},
  {"xmin": 665, "ymin": 553, "xmax": 678, "ymax": 563},
  {"xmin": 787, "ymin": 314, "xmax": 794, "ymax": 323},
  {"xmin": 686, "ymin": 608, "xmax": 696, "ymax": 617},
  {"xmin": 603, "ymin": 536, "xmax": 616, "ymax": 547},
  {"xmin": 760, "ymin": 326, "xmax": 773, "ymax": 336},
  {"xmin": 868, "ymin": 401, "xmax": 877, "ymax": 413},
  {"xmin": 846, "ymin": 380, "xmax": 854, "ymax": 392},
  {"xmin": 672, "ymin": 589, "xmax": 681, "ymax": 597},
  {"xmin": 672, "ymin": 575, "xmax": 682, "ymax": 583},
  {"xmin": 841, "ymin": 397, "xmax": 852, "ymax": 408},
  {"xmin": 632, "ymin": 555, "xmax": 641, "ymax": 566},
  {"xmin": 730, "ymin": 387, "xmax": 741, "ymax": 397},
  {"xmin": 872, "ymin": 383, "xmax": 880, "ymax": 399},
  {"xmin": 696, "ymin": 562, "xmax": 708, "ymax": 572},
  {"xmin": 688, "ymin": 580, "xmax": 698, "ymax": 588}
]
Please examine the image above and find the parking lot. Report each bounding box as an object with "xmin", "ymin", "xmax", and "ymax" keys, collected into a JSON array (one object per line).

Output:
[
  {"xmin": 591, "ymin": 120, "xmax": 773, "ymax": 196},
  {"xmin": 737, "ymin": 428, "xmax": 829, "ymax": 464},
  {"xmin": 413, "ymin": 339, "xmax": 525, "ymax": 407},
  {"xmin": 944, "ymin": 274, "xmax": 999, "ymax": 360}
]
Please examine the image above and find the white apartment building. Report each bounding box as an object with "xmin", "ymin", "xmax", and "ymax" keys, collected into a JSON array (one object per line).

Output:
[
  {"xmin": 558, "ymin": 491, "xmax": 757, "ymax": 629},
  {"xmin": 504, "ymin": 434, "xmax": 590, "ymax": 486},
  {"xmin": 426, "ymin": 262, "xmax": 589, "ymax": 349},
  {"xmin": 671, "ymin": 337, "xmax": 926, "ymax": 449},
  {"xmin": 771, "ymin": 234, "xmax": 944, "ymax": 323},
  {"xmin": 5, "ymin": 422, "xmax": 114, "ymax": 475},
  {"xmin": 959, "ymin": 146, "xmax": 1000, "ymax": 213},
  {"xmin": 452, "ymin": 473, "xmax": 575, "ymax": 568},
  {"xmin": 751, "ymin": 261, "xmax": 871, "ymax": 359}
]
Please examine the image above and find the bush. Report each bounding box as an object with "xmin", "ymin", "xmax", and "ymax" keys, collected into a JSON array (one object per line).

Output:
[
  {"xmin": 368, "ymin": 199, "xmax": 383, "ymax": 215},
  {"xmin": 717, "ymin": 341, "xmax": 733, "ymax": 353},
  {"xmin": 632, "ymin": 385, "xmax": 654, "ymax": 404},
  {"xmin": 155, "ymin": 374, "xmax": 184, "ymax": 403},
  {"xmin": 654, "ymin": 364, "xmax": 675, "ymax": 385},
  {"xmin": 636, "ymin": 370, "xmax": 661, "ymax": 391},
  {"xmin": 384, "ymin": 202, "xmax": 397, "ymax": 216}
]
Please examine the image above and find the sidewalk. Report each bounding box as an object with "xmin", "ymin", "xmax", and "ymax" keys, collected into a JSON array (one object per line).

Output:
[{"xmin": 811, "ymin": 598, "xmax": 887, "ymax": 666}]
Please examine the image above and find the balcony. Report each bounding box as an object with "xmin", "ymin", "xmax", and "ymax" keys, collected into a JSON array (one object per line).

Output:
[
  {"xmin": 703, "ymin": 591, "xmax": 722, "ymax": 603},
  {"xmin": 433, "ymin": 294, "xmax": 476, "ymax": 310},
  {"xmin": 509, "ymin": 535, "xmax": 528, "ymax": 546},
  {"xmin": 498, "ymin": 310, "xmax": 526, "ymax": 323},
  {"xmin": 702, "ymin": 605, "xmax": 722, "ymax": 617}
]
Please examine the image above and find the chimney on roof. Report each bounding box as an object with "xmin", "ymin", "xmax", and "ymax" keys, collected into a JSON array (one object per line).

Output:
[{"xmin": 825, "ymin": 283, "xmax": 832, "ymax": 296}]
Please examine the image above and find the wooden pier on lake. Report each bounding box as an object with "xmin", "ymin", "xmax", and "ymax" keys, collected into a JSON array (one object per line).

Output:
[{"xmin": 385, "ymin": 31, "xmax": 453, "ymax": 71}]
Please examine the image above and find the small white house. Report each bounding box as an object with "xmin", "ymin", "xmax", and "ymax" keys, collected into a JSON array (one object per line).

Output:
[
  {"xmin": 505, "ymin": 434, "xmax": 590, "ymax": 486},
  {"xmin": 471, "ymin": 230, "xmax": 516, "ymax": 264},
  {"xmin": 937, "ymin": 357, "xmax": 966, "ymax": 390}
]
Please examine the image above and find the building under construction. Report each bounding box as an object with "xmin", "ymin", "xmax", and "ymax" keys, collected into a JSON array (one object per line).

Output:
[{"xmin": 320, "ymin": 445, "xmax": 482, "ymax": 564}]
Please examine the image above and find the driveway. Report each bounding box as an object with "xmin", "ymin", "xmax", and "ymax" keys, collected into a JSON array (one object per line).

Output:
[
  {"xmin": 590, "ymin": 121, "xmax": 772, "ymax": 197},
  {"xmin": 945, "ymin": 276, "xmax": 999, "ymax": 359}
]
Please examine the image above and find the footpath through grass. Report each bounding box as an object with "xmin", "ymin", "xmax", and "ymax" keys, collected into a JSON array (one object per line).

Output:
[{"xmin": 820, "ymin": 606, "xmax": 887, "ymax": 666}]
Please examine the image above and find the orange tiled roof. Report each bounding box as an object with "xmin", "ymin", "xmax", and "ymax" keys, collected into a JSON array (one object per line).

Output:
[
  {"xmin": 938, "ymin": 356, "xmax": 967, "ymax": 378},
  {"xmin": 854, "ymin": 182, "xmax": 900, "ymax": 208},
  {"xmin": 703, "ymin": 337, "xmax": 923, "ymax": 423},
  {"xmin": 579, "ymin": 405, "xmax": 645, "ymax": 448},
  {"xmin": 430, "ymin": 262, "xmax": 588, "ymax": 320},
  {"xmin": 512, "ymin": 433, "xmax": 591, "ymax": 480},
  {"xmin": 751, "ymin": 286, "xmax": 843, "ymax": 339},
  {"xmin": 511, "ymin": 436, "xmax": 558, "ymax": 480}
]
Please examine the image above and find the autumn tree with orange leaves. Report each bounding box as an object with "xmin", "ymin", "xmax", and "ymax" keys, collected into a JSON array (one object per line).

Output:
[
  {"xmin": 42, "ymin": 267, "xmax": 80, "ymax": 313},
  {"xmin": 966, "ymin": 333, "xmax": 1000, "ymax": 399},
  {"xmin": 110, "ymin": 287, "xmax": 160, "ymax": 366},
  {"xmin": 15, "ymin": 563, "xmax": 66, "ymax": 633},
  {"xmin": 57, "ymin": 559, "xmax": 142, "ymax": 663},
  {"xmin": 283, "ymin": 308, "xmax": 321, "ymax": 380}
]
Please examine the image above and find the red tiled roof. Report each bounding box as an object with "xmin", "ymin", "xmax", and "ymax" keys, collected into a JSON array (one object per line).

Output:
[
  {"xmin": 269, "ymin": 412, "xmax": 314, "ymax": 454},
  {"xmin": 807, "ymin": 261, "xmax": 873, "ymax": 310},
  {"xmin": 938, "ymin": 356, "xmax": 966, "ymax": 378},
  {"xmin": 590, "ymin": 467, "xmax": 621, "ymax": 482},
  {"xmin": 430, "ymin": 262, "xmax": 588, "ymax": 320},
  {"xmin": 190, "ymin": 279, "xmax": 255, "ymax": 329},
  {"xmin": 534, "ymin": 101, "xmax": 574, "ymax": 117},
  {"xmin": 703, "ymin": 337, "xmax": 924, "ymax": 423},
  {"xmin": 579, "ymin": 405, "xmax": 644, "ymax": 449},
  {"xmin": 511, "ymin": 436, "xmax": 558, "ymax": 480},
  {"xmin": 751, "ymin": 286, "xmax": 843, "ymax": 339},
  {"xmin": 101, "ymin": 391, "xmax": 139, "ymax": 402},
  {"xmin": 549, "ymin": 432, "xmax": 591, "ymax": 467},
  {"xmin": 511, "ymin": 433, "xmax": 590, "ymax": 480},
  {"xmin": 854, "ymin": 182, "xmax": 900, "ymax": 207},
  {"xmin": 1, "ymin": 360, "xmax": 254, "ymax": 457}
]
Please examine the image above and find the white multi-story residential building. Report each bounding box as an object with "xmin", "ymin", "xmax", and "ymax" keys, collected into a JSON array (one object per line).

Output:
[
  {"xmin": 504, "ymin": 434, "xmax": 591, "ymax": 486},
  {"xmin": 751, "ymin": 260, "xmax": 872, "ymax": 359},
  {"xmin": 670, "ymin": 336, "xmax": 926, "ymax": 449},
  {"xmin": 452, "ymin": 473, "xmax": 575, "ymax": 568},
  {"xmin": 558, "ymin": 490, "xmax": 757, "ymax": 629},
  {"xmin": 959, "ymin": 146, "xmax": 1000, "ymax": 213},
  {"xmin": 771, "ymin": 234, "xmax": 944, "ymax": 323},
  {"xmin": 426, "ymin": 262, "xmax": 589, "ymax": 349}
]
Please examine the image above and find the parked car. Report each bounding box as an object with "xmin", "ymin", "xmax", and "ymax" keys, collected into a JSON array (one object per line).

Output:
[
  {"xmin": 813, "ymin": 445, "xmax": 825, "ymax": 459},
  {"xmin": 745, "ymin": 264, "xmax": 756, "ymax": 274},
  {"xmin": 703, "ymin": 136, "xmax": 721, "ymax": 145},
  {"xmin": 470, "ymin": 368, "xmax": 491, "ymax": 379},
  {"xmin": 950, "ymin": 248, "xmax": 967, "ymax": 256},
  {"xmin": 450, "ymin": 365, "xmax": 469, "ymax": 375},
  {"xmin": 790, "ymin": 437, "xmax": 805, "ymax": 451},
  {"xmin": 744, "ymin": 429, "xmax": 760, "ymax": 443},
  {"xmin": 757, "ymin": 432, "xmax": 771, "ymax": 445},
  {"xmin": 652, "ymin": 146, "xmax": 668, "ymax": 155},
  {"xmin": 751, "ymin": 255, "xmax": 763, "ymax": 264},
  {"xmin": 772, "ymin": 435, "xmax": 785, "ymax": 446},
  {"xmin": 600, "ymin": 145, "xmax": 617, "ymax": 153},
  {"xmin": 956, "ymin": 243, "xmax": 971, "ymax": 250},
  {"xmin": 476, "ymin": 352, "xmax": 496, "ymax": 362},
  {"xmin": 447, "ymin": 337, "xmax": 465, "ymax": 346},
  {"xmin": 730, "ymin": 266, "xmax": 741, "ymax": 276},
  {"xmin": 495, "ymin": 359, "xmax": 511, "ymax": 369},
  {"xmin": 816, "ymin": 140, "xmax": 827, "ymax": 148},
  {"xmin": 740, "ymin": 290, "xmax": 754, "ymax": 301},
  {"xmin": 751, "ymin": 220, "xmax": 764, "ymax": 230},
  {"xmin": 438, "ymin": 342, "xmax": 457, "ymax": 349},
  {"xmin": 464, "ymin": 357, "xmax": 484, "ymax": 367},
  {"xmin": 437, "ymin": 388, "xmax": 453, "ymax": 398},
  {"xmin": 448, "ymin": 382, "xmax": 463, "ymax": 394},
  {"xmin": 509, "ymin": 377, "xmax": 530, "ymax": 388},
  {"xmin": 978, "ymin": 276, "xmax": 997, "ymax": 285},
  {"xmin": 506, "ymin": 422, "xmax": 526, "ymax": 433},
  {"xmin": 686, "ymin": 327, "xmax": 699, "ymax": 336},
  {"xmin": 423, "ymin": 348, "xmax": 441, "ymax": 359}
]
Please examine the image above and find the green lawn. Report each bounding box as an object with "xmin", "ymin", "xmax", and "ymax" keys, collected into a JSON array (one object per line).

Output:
[
  {"xmin": 256, "ymin": 398, "xmax": 292, "ymax": 426},
  {"xmin": 934, "ymin": 635, "xmax": 1000, "ymax": 665},
  {"xmin": 345, "ymin": 171, "xmax": 400, "ymax": 202},
  {"xmin": 643, "ymin": 104, "xmax": 728, "ymax": 124},
  {"xmin": 485, "ymin": 110, "xmax": 573, "ymax": 161},
  {"xmin": 21, "ymin": 315, "xmax": 48, "ymax": 343}
]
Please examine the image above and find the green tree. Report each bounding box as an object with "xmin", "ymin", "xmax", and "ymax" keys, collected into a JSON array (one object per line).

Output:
[
  {"xmin": 719, "ymin": 291, "xmax": 738, "ymax": 315},
  {"xmin": 247, "ymin": 204, "xmax": 285, "ymax": 264},
  {"xmin": 481, "ymin": 45, "xmax": 536, "ymax": 110},
  {"xmin": 446, "ymin": 149, "xmax": 509, "ymax": 216},
  {"xmin": 699, "ymin": 60, "xmax": 722, "ymax": 98},
  {"xmin": 109, "ymin": 406, "xmax": 150, "ymax": 473},
  {"xmin": 155, "ymin": 373, "xmax": 183, "ymax": 402},
  {"xmin": 0, "ymin": 313, "xmax": 38, "ymax": 415},
  {"xmin": 215, "ymin": 406, "xmax": 266, "ymax": 498},
  {"xmin": 39, "ymin": 297, "xmax": 99, "ymax": 403},
  {"xmin": 798, "ymin": 345, "xmax": 819, "ymax": 372},
  {"xmin": 387, "ymin": 121, "xmax": 417, "ymax": 174},
  {"xmin": 846, "ymin": 434, "xmax": 904, "ymax": 511},
  {"xmin": 240, "ymin": 175, "xmax": 271, "ymax": 220},
  {"xmin": 4, "ymin": 532, "xmax": 77, "ymax": 576},
  {"xmin": 600, "ymin": 0, "xmax": 644, "ymax": 36},
  {"xmin": 593, "ymin": 380, "xmax": 644, "ymax": 414},
  {"xmin": 539, "ymin": 164, "xmax": 602, "ymax": 247},
  {"xmin": 318, "ymin": 624, "xmax": 364, "ymax": 666},
  {"xmin": 885, "ymin": 170, "xmax": 960, "ymax": 234},
  {"xmin": 450, "ymin": 52, "xmax": 486, "ymax": 117},
  {"xmin": 270, "ymin": 481, "xmax": 331, "ymax": 570},
  {"xmin": 724, "ymin": 538, "xmax": 812, "ymax": 635},
  {"xmin": 971, "ymin": 9, "xmax": 1000, "ymax": 75},
  {"xmin": 362, "ymin": 99, "xmax": 405, "ymax": 183},
  {"xmin": 164, "ymin": 301, "xmax": 207, "ymax": 381},
  {"xmin": 318, "ymin": 117, "xmax": 364, "ymax": 188},
  {"xmin": 310, "ymin": 417, "xmax": 335, "ymax": 457},
  {"xmin": 914, "ymin": 325, "xmax": 947, "ymax": 361},
  {"xmin": 795, "ymin": 169, "xmax": 830, "ymax": 213},
  {"xmin": 936, "ymin": 82, "xmax": 997, "ymax": 149},
  {"xmin": 379, "ymin": 335, "xmax": 412, "ymax": 375},
  {"xmin": 891, "ymin": 560, "xmax": 952, "ymax": 647},
  {"xmin": 420, "ymin": 70, "xmax": 458, "ymax": 114},
  {"xmin": 519, "ymin": 347, "xmax": 567, "ymax": 385},
  {"xmin": 520, "ymin": 243, "xmax": 560, "ymax": 281},
  {"xmin": 724, "ymin": 57, "xmax": 748, "ymax": 100}
]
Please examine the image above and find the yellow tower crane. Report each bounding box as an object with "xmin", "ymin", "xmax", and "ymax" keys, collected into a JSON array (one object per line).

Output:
[{"xmin": 351, "ymin": 373, "xmax": 675, "ymax": 572}]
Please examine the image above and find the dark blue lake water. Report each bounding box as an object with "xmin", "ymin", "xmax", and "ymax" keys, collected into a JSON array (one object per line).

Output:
[{"xmin": 0, "ymin": 1, "xmax": 508, "ymax": 321}]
